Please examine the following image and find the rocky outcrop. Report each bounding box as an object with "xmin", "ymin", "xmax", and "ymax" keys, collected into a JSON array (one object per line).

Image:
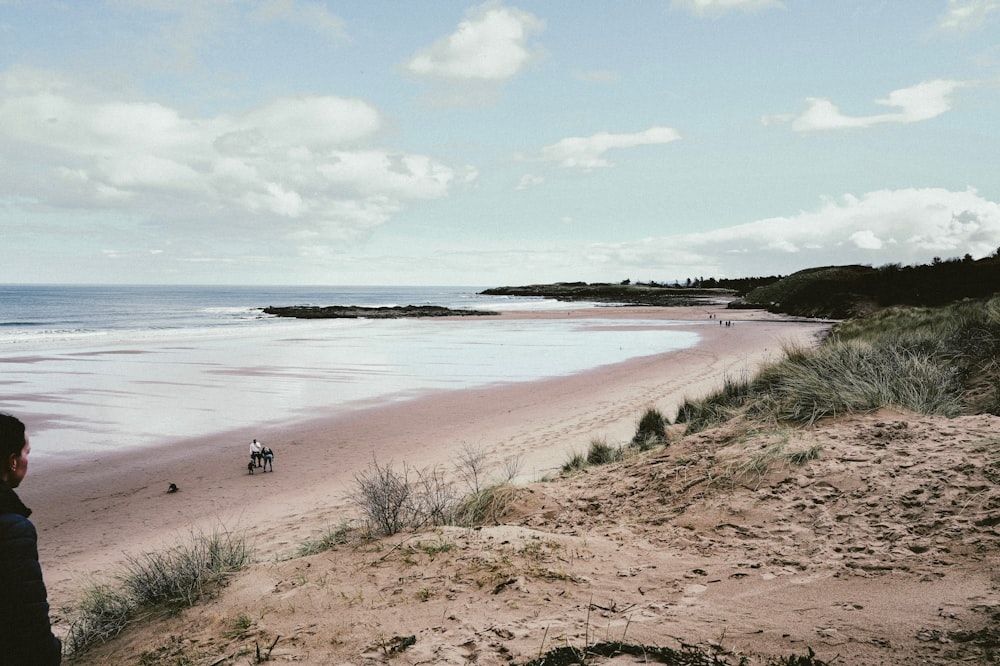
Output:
[{"xmin": 261, "ymin": 305, "xmax": 498, "ymax": 319}]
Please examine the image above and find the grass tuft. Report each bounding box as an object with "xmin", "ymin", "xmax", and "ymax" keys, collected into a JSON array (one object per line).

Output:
[
  {"xmin": 520, "ymin": 640, "xmax": 832, "ymax": 665},
  {"xmin": 676, "ymin": 371, "xmax": 754, "ymax": 432},
  {"xmin": 64, "ymin": 585, "xmax": 134, "ymax": 653},
  {"xmin": 631, "ymin": 407, "xmax": 668, "ymax": 450},
  {"xmin": 586, "ymin": 437, "xmax": 622, "ymax": 465},
  {"xmin": 561, "ymin": 451, "xmax": 588, "ymax": 473},
  {"xmin": 785, "ymin": 444, "xmax": 822, "ymax": 466},
  {"xmin": 454, "ymin": 482, "xmax": 517, "ymax": 526},
  {"xmin": 118, "ymin": 528, "xmax": 252, "ymax": 609},
  {"xmin": 65, "ymin": 528, "xmax": 253, "ymax": 657},
  {"xmin": 296, "ymin": 522, "xmax": 354, "ymax": 557}
]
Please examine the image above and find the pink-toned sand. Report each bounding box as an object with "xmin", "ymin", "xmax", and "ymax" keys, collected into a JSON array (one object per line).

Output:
[
  {"xmin": 32, "ymin": 306, "xmax": 822, "ymax": 605},
  {"xmin": 41, "ymin": 306, "xmax": 1000, "ymax": 665}
]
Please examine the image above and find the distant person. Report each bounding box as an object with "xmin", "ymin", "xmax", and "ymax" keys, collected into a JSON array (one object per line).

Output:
[
  {"xmin": 0, "ymin": 413, "xmax": 62, "ymax": 664},
  {"xmin": 250, "ymin": 438, "xmax": 263, "ymax": 468},
  {"xmin": 262, "ymin": 446, "xmax": 274, "ymax": 472}
]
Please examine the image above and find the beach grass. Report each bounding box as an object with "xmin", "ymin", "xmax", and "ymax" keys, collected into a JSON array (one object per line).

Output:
[
  {"xmin": 65, "ymin": 527, "xmax": 253, "ymax": 656},
  {"xmin": 295, "ymin": 522, "xmax": 354, "ymax": 557},
  {"xmin": 712, "ymin": 430, "xmax": 823, "ymax": 489},
  {"xmin": 561, "ymin": 437, "xmax": 627, "ymax": 474},
  {"xmin": 64, "ymin": 585, "xmax": 134, "ymax": 653},
  {"xmin": 677, "ymin": 296, "xmax": 1000, "ymax": 432},
  {"xmin": 521, "ymin": 641, "xmax": 831, "ymax": 665},
  {"xmin": 675, "ymin": 371, "xmax": 754, "ymax": 432},
  {"xmin": 586, "ymin": 436, "xmax": 623, "ymax": 465},
  {"xmin": 561, "ymin": 450, "xmax": 588, "ymax": 473},
  {"xmin": 453, "ymin": 481, "xmax": 518, "ymax": 526},
  {"xmin": 631, "ymin": 406, "xmax": 668, "ymax": 450},
  {"xmin": 562, "ymin": 407, "xmax": 674, "ymax": 474}
]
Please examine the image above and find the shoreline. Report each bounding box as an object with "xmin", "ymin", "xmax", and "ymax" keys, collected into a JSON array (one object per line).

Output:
[
  {"xmin": 25, "ymin": 305, "xmax": 830, "ymax": 609},
  {"xmin": 14, "ymin": 302, "xmax": 707, "ymax": 462}
]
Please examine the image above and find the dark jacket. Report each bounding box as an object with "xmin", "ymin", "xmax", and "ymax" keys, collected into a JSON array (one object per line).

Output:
[{"xmin": 0, "ymin": 485, "xmax": 62, "ymax": 665}]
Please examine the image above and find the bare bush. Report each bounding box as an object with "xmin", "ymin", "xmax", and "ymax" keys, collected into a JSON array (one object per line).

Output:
[
  {"xmin": 352, "ymin": 447, "xmax": 525, "ymax": 534},
  {"xmin": 411, "ymin": 465, "xmax": 458, "ymax": 527},
  {"xmin": 352, "ymin": 458, "xmax": 414, "ymax": 536},
  {"xmin": 455, "ymin": 442, "xmax": 489, "ymax": 494},
  {"xmin": 501, "ymin": 453, "xmax": 523, "ymax": 483}
]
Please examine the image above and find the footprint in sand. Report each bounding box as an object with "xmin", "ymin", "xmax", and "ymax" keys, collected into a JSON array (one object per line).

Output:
[{"xmin": 673, "ymin": 582, "xmax": 708, "ymax": 609}]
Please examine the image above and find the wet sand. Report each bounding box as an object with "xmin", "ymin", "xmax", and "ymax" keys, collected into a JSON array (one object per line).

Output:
[{"xmin": 23, "ymin": 305, "xmax": 828, "ymax": 607}]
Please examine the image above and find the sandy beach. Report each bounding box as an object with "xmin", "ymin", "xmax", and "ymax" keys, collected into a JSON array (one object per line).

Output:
[
  {"xmin": 33, "ymin": 304, "xmax": 1000, "ymax": 665},
  {"xmin": 30, "ymin": 305, "xmax": 823, "ymax": 605}
]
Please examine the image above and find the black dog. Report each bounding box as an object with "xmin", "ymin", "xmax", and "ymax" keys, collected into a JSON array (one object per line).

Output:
[
  {"xmin": 167, "ymin": 483, "xmax": 179, "ymax": 493},
  {"xmin": 247, "ymin": 459, "xmax": 255, "ymax": 475}
]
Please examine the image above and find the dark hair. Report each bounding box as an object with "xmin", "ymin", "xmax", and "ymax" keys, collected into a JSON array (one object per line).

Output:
[{"xmin": 0, "ymin": 413, "xmax": 27, "ymax": 459}]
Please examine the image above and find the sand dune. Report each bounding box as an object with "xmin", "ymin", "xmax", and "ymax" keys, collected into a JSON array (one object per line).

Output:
[
  {"xmin": 34, "ymin": 306, "xmax": 819, "ymax": 603},
  {"xmin": 36, "ymin": 306, "xmax": 1000, "ymax": 663}
]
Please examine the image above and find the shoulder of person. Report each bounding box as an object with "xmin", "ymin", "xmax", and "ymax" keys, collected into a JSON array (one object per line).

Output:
[
  {"xmin": 0, "ymin": 486, "xmax": 31, "ymax": 519},
  {"xmin": 0, "ymin": 510, "xmax": 39, "ymax": 557}
]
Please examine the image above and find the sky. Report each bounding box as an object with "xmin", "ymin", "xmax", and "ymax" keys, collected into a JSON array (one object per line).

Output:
[{"xmin": 1, "ymin": 0, "xmax": 999, "ymax": 286}]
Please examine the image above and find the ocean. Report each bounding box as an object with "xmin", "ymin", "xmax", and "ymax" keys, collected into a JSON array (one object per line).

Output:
[{"xmin": 0, "ymin": 285, "xmax": 701, "ymax": 463}]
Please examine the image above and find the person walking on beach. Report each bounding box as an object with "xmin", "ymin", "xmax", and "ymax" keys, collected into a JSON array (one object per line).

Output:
[
  {"xmin": 0, "ymin": 413, "xmax": 63, "ymax": 665},
  {"xmin": 250, "ymin": 438, "xmax": 263, "ymax": 468},
  {"xmin": 261, "ymin": 445, "xmax": 274, "ymax": 472}
]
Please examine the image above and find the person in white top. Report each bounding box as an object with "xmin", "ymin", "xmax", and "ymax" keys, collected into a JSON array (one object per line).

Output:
[{"xmin": 249, "ymin": 439, "xmax": 263, "ymax": 468}]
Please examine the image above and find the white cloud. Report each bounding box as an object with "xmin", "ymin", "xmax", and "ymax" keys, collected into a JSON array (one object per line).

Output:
[
  {"xmin": 849, "ymin": 230, "xmax": 884, "ymax": 250},
  {"xmin": 404, "ymin": 2, "xmax": 544, "ymax": 80},
  {"xmin": 235, "ymin": 96, "xmax": 381, "ymax": 148},
  {"xmin": 590, "ymin": 188, "xmax": 1000, "ymax": 278},
  {"xmin": 670, "ymin": 0, "xmax": 784, "ymax": 18},
  {"xmin": 765, "ymin": 80, "xmax": 967, "ymax": 132},
  {"xmin": 937, "ymin": 0, "xmax": 1000, "ymax": 32},
  {"xmin": 516, "ymin": 174, "xmax": 545, "ymax": 190},
  {"xmin": 538, "ymin": 126, "xmax": 681, "ymax": 169},
  {"xmin": 315, "ymin": 151, "xmax": 460, "ymax": 200},
  {"xmin": 0, "ymin": 67, "xmax": 468, "ymax": 241},
  {"xmin": 250, "ymin": 0, "xmax": 349, "ymax": 42}
]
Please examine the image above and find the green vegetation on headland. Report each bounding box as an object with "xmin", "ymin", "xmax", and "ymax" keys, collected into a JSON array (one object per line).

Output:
[
  {"xmin": 480, "ymin": 282, "xmax": 734, "ymax": 306},
  {"xmin": 738, "ymin": 252, "xmax": 1000, "ymax": 319},
  {"xmin": 486, "ymin": 251, "xmax": 1000, "ymax": 320}
]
